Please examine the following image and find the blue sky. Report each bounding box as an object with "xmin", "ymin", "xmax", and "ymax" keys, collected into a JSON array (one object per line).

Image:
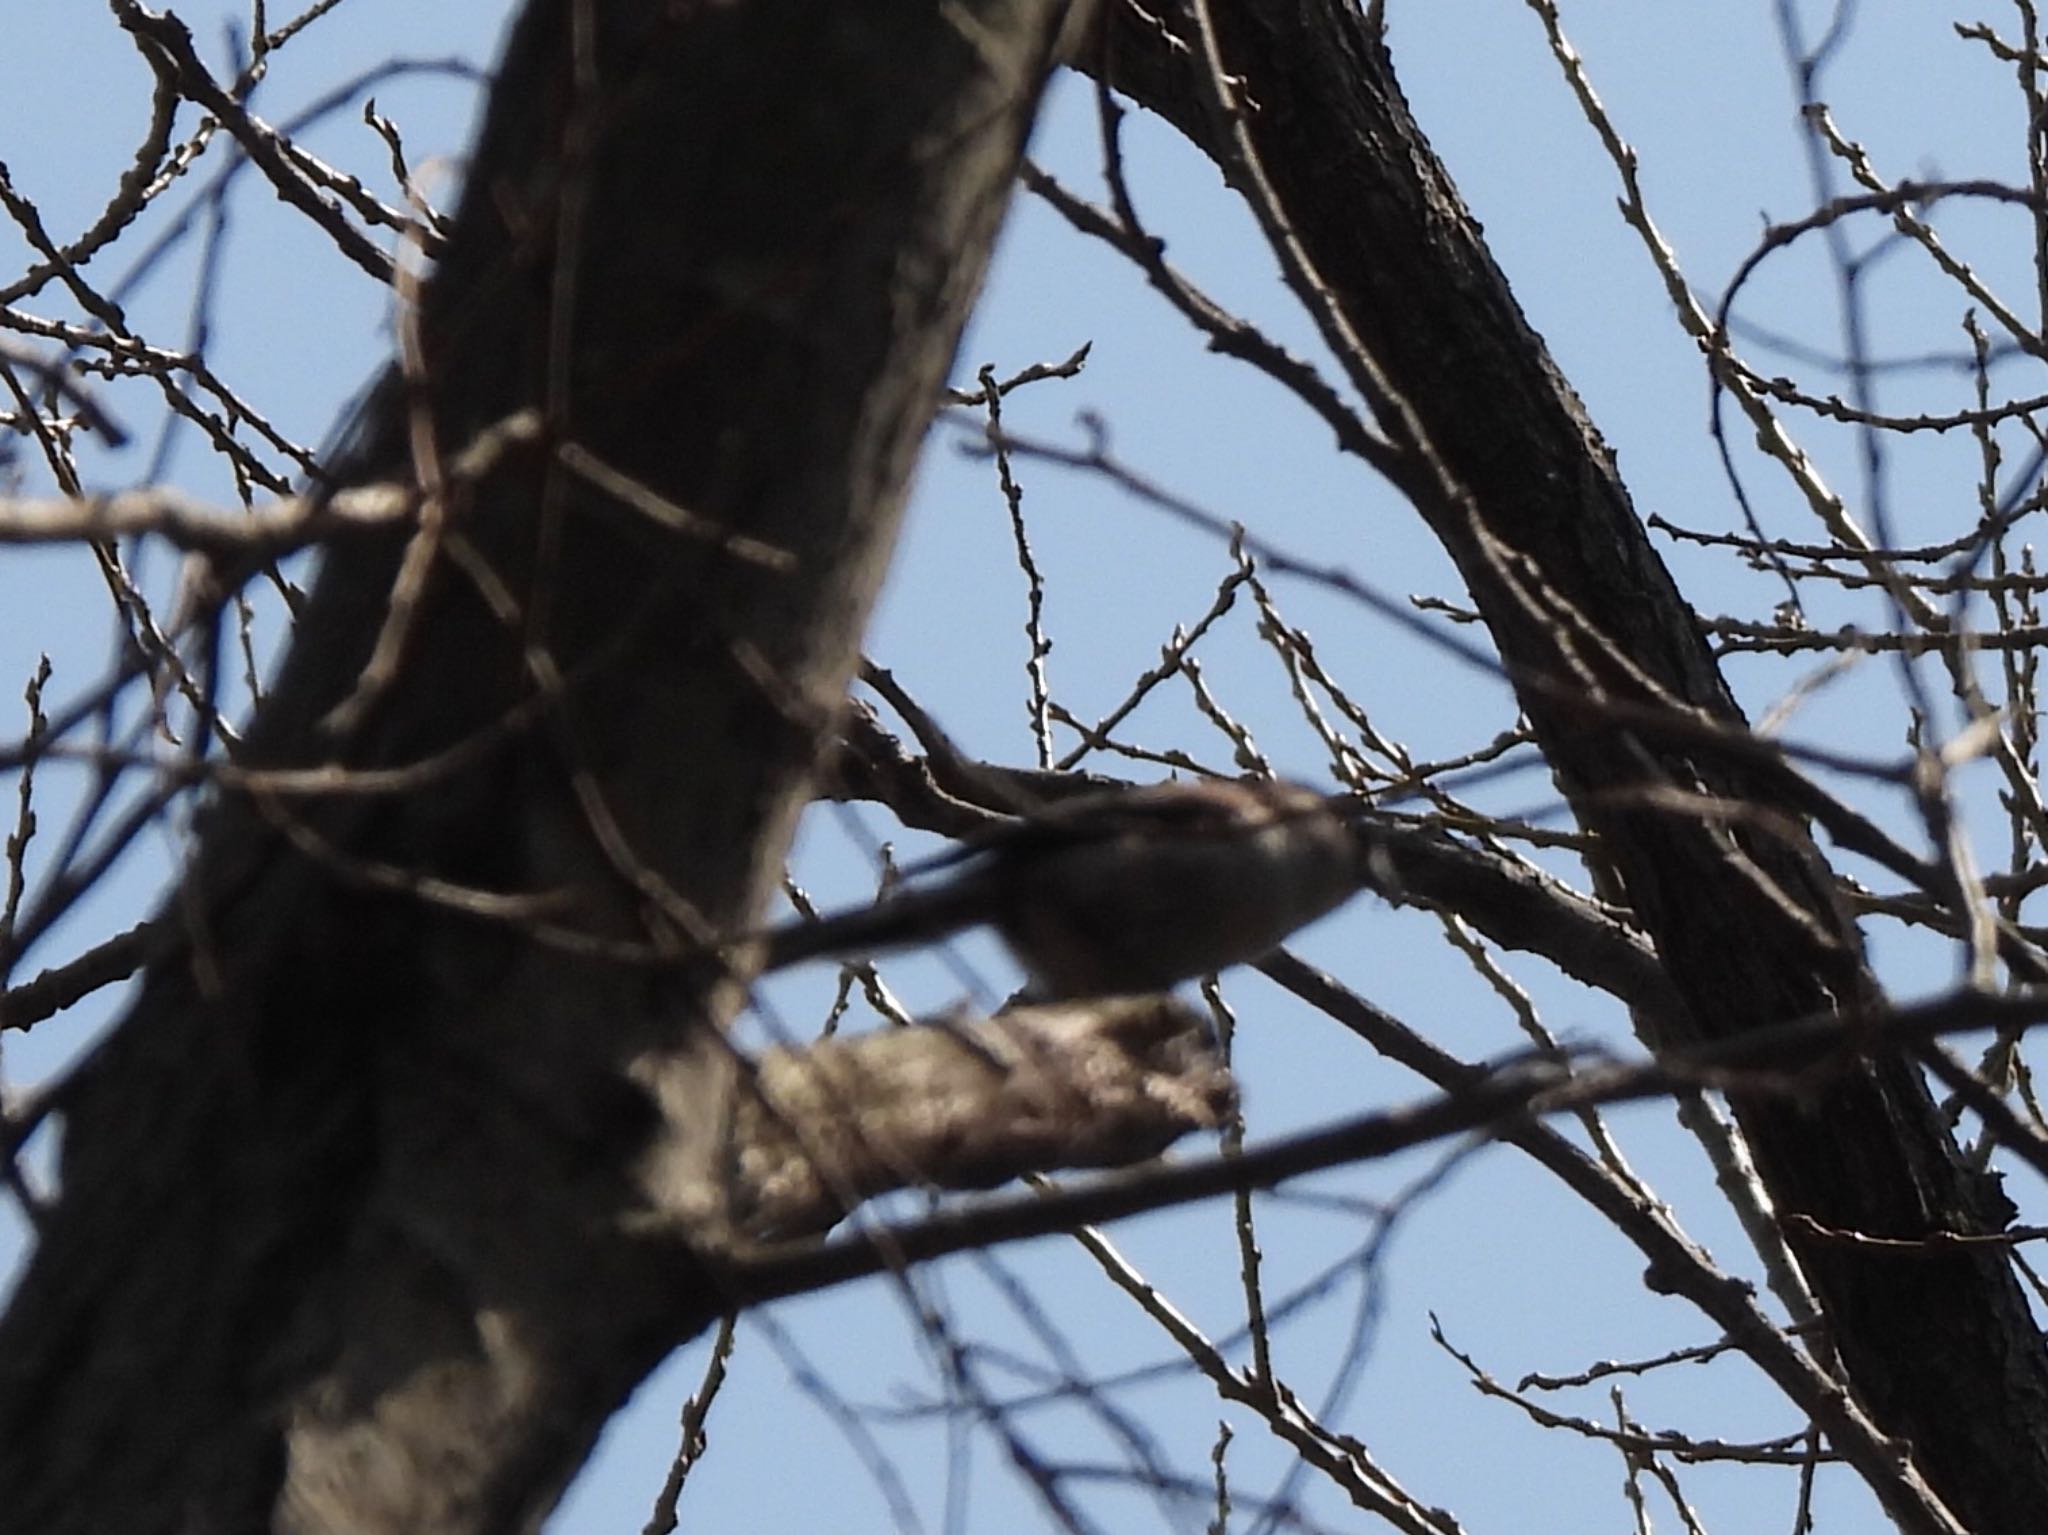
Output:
[{"xmin": 1, "ymin": 3, "xmax": 2034, "ymax": 1531}]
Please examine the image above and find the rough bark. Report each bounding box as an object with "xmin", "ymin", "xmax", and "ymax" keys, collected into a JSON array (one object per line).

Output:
[
  {"xmin": 1094, "ymin": 3, "xmax": 2048, "ymax": 1530},
  {"xmin": 730, "ymin": 995, "xmax": 1232, "ymax": 1239},
  {"xmin": 0, "ymin": 2, "xmax": 1086, "ymax": 1531}
]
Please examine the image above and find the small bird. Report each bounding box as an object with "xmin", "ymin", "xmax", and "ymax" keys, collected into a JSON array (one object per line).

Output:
[{"xmin": 759, "ymin": 778, "xmax": 1365, "ymax": 999}]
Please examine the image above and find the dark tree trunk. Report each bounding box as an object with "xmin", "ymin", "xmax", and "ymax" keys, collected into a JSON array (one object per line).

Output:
[
  {"xmin": 1098, "ymin": 3, "xmax": 2048, "ymax": 1530},
  {"xmin": 0, "ymin": 2, "xmax": 1081, "ymax": 1530}
]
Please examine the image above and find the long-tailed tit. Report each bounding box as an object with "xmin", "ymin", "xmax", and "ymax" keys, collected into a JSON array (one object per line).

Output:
[{"xmin": 760, "ymin": 778, "xmax": 1363, "ymax": 999}]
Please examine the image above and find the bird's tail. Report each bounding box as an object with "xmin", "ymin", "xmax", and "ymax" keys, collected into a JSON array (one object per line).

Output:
[{"xmin": 749, "ymin": 879, "xmax": 993, "ymax": 976}]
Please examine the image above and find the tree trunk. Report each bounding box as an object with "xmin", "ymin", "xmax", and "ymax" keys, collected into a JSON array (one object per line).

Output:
[
  {"xmin": 1098, "ymin": 3, "xmax": 2048, "ymax": 1529},
  {"xmin": 0, "ymin": 2, "xmax": 1082, "ymax": 1530}
]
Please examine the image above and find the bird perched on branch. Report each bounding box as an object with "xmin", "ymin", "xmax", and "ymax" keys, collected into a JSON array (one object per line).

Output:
[{"xmin": 759, "ymin": 778, "xmax": 1365, "ymax": 999}]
